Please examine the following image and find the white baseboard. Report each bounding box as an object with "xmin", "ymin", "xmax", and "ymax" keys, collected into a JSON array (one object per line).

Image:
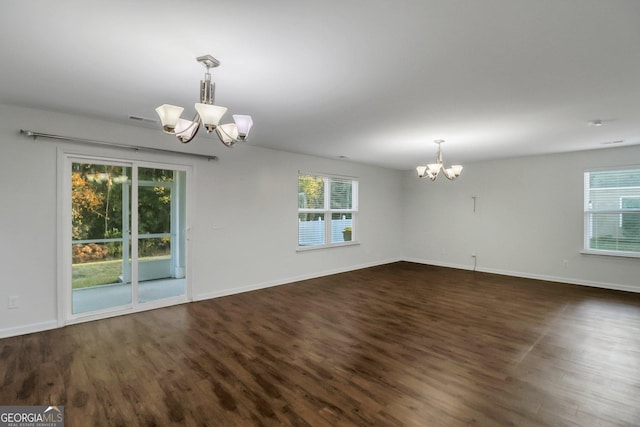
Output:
[
  {"xmin": 3, "ymin": 257, "xmax": 636, "ymax": 340},
  {"xmin": 0, "ymin": 320, "xmax": 58, "ymax": 339},
  {"xmin": 403, "ymin": 258, "xmax": 473, "ymax": 272},
  {"xmin": 405, "ymin": 257, "xmax": 640, "ymax": 294},
  {"xmin": 194, "ymin": 257, "xmax": 403, "ymax": 301}
]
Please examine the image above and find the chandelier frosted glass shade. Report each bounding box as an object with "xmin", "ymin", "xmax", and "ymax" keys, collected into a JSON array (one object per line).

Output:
[
  {"xmin": 443, "ymin": 165, "xmax": 464, "ymax": 180},
  {"xmin": 233, "ymin": 115, "xmax": 253, "ymax": 139},
  {"xmin": 155, "ymin": 104, "xmax": 185, "ymax": 133},
  {"xmin": 174, "ymin": 118, "xmax": 199, "ymax": 143},
  {"xmin": 215, "ymin": 123, "xmax": 239, "ymax": 147},
  {"xmin": 194, "ymin": 103, "xmax": 228, "ymax": 132},
  {"xmin": 416, "ymin": 140, "xmax": 463, "ymax": 181},
  {"xmin": 156, "ymin": 55, "xmax": 253, "ymax": 146}
]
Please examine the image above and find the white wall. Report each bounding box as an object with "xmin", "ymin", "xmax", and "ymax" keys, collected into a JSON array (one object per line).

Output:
[
  {"xmin": 0, "ymin": 104, "xmax": 404, "ymax": 338},
  {"xmin": 191, "ymin": 133, "xmax": 405, "ymax": 299},
  {"xmin": 403, "ymin": 145, "xmax": 640, "ymax": 292}
]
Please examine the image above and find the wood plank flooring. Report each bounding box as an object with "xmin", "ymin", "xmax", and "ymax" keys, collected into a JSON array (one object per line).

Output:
[{"xmin": 2, "ymin": 262, "xmax": 640, "ymax": 426}]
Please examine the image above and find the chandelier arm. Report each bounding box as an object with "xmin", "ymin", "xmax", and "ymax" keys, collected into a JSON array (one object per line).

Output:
[
  {"xmin": 214, "ymin": 124, "xmax": 239, "ymax": 146},
  {"xmin": 443, "ymin": 169, "xmax": 455, "ymax": 180},
  {"xmin": 217, "ymin": 130, "xmax": 235, "ymax": 147},
  {"xmin": 216, "ymin": 125, "xmax": 235, "ymax": 140},
  {"xmin": 176, "ymin": 114, "xmax": 201, "ymax": 144}
]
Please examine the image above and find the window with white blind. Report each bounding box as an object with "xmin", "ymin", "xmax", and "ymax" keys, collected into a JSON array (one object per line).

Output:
[
  {"xmin": 298, "ymin": 173, "xmax": 358, "ymax": 248},
  {"xmin": 584, "ymin": 168, "xmax": 640, "ymax": 256}
]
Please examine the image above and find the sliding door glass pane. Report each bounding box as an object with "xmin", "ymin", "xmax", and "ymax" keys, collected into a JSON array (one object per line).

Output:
[
  {"xmin": 137, "ymin": 167, "xmax": 186, "ymax": 304},
  {"xmin": 71, "ymin": 162, "xmax": 132, "ymax": 314}
]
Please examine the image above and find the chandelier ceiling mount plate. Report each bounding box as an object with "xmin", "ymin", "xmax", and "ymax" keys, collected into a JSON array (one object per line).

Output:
[{"xmin": 197, "ymin": 55, "xmax": 220, "ymax": 69}]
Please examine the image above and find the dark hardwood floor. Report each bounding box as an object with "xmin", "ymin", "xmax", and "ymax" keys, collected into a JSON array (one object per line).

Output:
[{"xmin": 2, "ymin": 262, "xmax": 640, "ymax": 426}]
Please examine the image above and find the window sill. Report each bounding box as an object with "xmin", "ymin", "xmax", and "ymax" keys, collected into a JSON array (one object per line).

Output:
[
  {"xmin": 580, "ymin": 249, "xmax": 640, "ymax": 259},
  {"xmin": 297, "ymin": 241, "xmax": 360, "ymax": 252}
]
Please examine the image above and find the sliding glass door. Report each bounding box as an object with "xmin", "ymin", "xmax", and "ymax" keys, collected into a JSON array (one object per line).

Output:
[
  {"xmin": 66, "ymin": 157, "xmax": 189, "ymax": 319},
  {"xmin": 134, "ymin": 166, "xmax": 187, "ymax": 305}
]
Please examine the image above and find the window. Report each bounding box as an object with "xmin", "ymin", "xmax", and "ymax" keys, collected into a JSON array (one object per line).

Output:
[
  {"xmin": 298, "ymin": 173, "xmax": 358, "ymax": 248},
  {"xmin": 584, "ymin": 168, "xmax": 640, "ymax": 256}
]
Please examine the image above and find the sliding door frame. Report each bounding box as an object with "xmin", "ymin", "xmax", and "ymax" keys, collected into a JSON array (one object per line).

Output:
[{"xmin": 57, "ymin": 149, "xmax": 193, "ymax": 326}]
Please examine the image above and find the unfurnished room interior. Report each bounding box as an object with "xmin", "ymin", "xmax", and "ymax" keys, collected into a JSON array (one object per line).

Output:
[{"xmin": 0, "ymin": 1, "xmax": 639, "ymax": 426}]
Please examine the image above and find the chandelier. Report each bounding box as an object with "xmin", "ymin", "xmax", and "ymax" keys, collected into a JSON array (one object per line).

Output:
[
  {"xmin": 155, "ymin": 55, "xmax": 254, "ymax": 147},
  {"xmin": 416, "ymin": 140, "xmax": 463, "ymax": 181}
]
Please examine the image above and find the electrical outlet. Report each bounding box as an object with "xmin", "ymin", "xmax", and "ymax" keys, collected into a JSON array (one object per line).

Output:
[
  {"xmin": 563, "ymin": 259, "xmax": 569, "ymax": 268},
  {"xmin": 8, "ymin": 296, "xmax": 19, "ymax": 309}
]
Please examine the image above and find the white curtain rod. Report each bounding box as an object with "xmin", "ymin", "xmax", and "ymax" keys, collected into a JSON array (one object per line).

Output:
[{"xmin": 19, "ymin": 129, "xmax": 218, "ymax": 161}]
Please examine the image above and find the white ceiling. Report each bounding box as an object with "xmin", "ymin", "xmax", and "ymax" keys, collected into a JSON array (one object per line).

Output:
[{"xmin": 1, "ymin": 0, "xmax": 639, "ymax": 169}]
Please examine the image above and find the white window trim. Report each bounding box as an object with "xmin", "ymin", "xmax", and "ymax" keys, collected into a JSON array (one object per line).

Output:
[
  {"xmin": 583, "ymin": 167, "xmax": 640, "ymax": 258},
  {"xmin": 580, "ymin": 249, "xmax": 640, "ymax": 259},
  {"xmin": 297, "ymin": 172, "xmax": 359, "ymax": 251}
]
